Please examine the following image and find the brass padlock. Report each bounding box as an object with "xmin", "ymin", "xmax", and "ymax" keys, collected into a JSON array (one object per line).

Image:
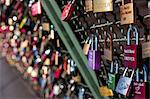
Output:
[
  {"xmin": 85, "ymin": 0, "xmax": 93, "ymax": 12},
  {"xmin": 93, "ymin": 0, "xmax": 113, "ymax": 12},
  {"xmin": 120, "ymin": 0, "xmax": 134, "ymax": 24}
]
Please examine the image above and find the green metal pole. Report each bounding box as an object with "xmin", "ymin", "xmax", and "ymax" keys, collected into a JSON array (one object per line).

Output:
[{"xmin": 41, "ymin": 0, "xmax": 109, "ymax": 99}]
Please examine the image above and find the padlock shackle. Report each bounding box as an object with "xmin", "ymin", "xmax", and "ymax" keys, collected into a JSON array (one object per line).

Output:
[
  {"xmin": 143, "ymin": 64, "xmax": 147, "ymax": 82},
  {"xmin": 104, "ymin": 33, "xmax": 113, "ymax": 49},
  {"xmin": 115, "ymin": 61, "xmax": 119, "ymax": 74},
  {"xmin": 122, "ymin": 0, "xmax": 133, "ymax": 5},
  {"xmin": 91, "ymin": 36, "xmax": 93, "ymax": 50},
  {"xmin": 127, "ymin": 26, "xmax": 139, "ymax": 45},
  {"xmin": 90, "ymin": 35, "xmax": 98, "ymax": 51},
  {"xmin": 130, "ymin": 70, "xmax": 135, "ymax": 79},
  {"xmin": 110, "ymin": 61, "xmax": 113, "ymax": 73},
  {"xmin": 123, "ymin": 68, "xmax": 134, "ymax": 78},
  {"xmin": 110, "ymin": 61, "xmax": 119, "ymax": 74},
  {"xmin": 85, "ymin": 37, "xmax": 89, "ymax": 43},
  {"xmin": 123, "ymin": 67, "xmax": 128, "ymax": 77},
  {"xmin": 95, "ymin": 36, "xmax": 98, "ymax": 51},
  {"xmin": 72, "ymin": 0, "xmax": 77, "ymax": 4},
  {"xmin": 136, "ymin": 68, "xmax": 139, "ymax": 82}
]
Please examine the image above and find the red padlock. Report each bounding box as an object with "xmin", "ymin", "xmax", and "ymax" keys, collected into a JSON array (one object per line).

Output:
[
  {"xmin": 61, "ymin": 0, "xmax": 77, "ymax": 21},
  {"xmin": 124, "ymin": 26, "xmax": 141, "ymax": 69},
  {"xmin": 31, "ymin": 1, "xmax": 42, "ymax": 16},
  {"xmin": 133, "ymin": 64, "xmax": 147, "ymax": 99}
]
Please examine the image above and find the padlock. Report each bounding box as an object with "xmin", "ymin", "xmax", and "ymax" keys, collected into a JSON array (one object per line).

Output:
[
  {"xmin": 108, "ymin": 61, "xmax": 119, "ymax": 90},
  {"xmin": 42, "ymin": 22, "xmax": 50, "ymax": 32},
  {"xmin": 41, "ymin": 49, "xmax": 51, "ymax": 61},
  {"xmin": 61, "ymin": 0, "xmax": 77, "ymax": 21},
  {"xmin": 14, "ymin": 0, "xmax": 22, "ymax": 10},
  {"xmin": 115, "ymin": 67, "xmax": 134, "ymax": 96},
  {"xmin": 31, "ymin": 1, "xmax": 42, "ymax": 16},
  {"xmin": 33, "ymin": 20, "xmax": 40, "ymax": 31},
  {"xmin": 53, "ymin": 84, "xmax": 60, "ymax": 95},
  {"xmin": 40, "ymin": 39, "xmax": 48, "ymax": 54},
  {"xmin": 124, "ymin": 26, "xmax": 141, "ymax": 69},
  {"xmin": 142, "ymin": 40, "xmax": 150, "ymax": 59},
  {"xmin": 50, "ymin": 25, "xmax": 55, "ymax": 39},
  {"xmin": 63, "ymin": 56, "xmax": 68, "ymax": 72},
  {"xmin": 83, "ymin": 37, "xmax": 91, "ymax": 55},
  {"xmin": 44, "ymin": 58, "xmax": 50, "ymax": 66},
  {"xmin": 133, "ymin": 64, "xmax": 148, "ymax": 99},
  {"xmin": 40, "ymin": 75, "xmax": 47, "ymax": 89},
  {"xmin": 104, "ymin": 33, "xmax": 113, "ymax": 61},
  {"xmin": 78, "ymin": 88, "xmax": 85, "ymax": 99},
  {"xmin": 50, "ymin": 52, "xmax": 56, "ymax": 66},
  {"xmin": 120, "ymin": 0, "xmax": 134, "ymax": 25},
  {"xmin": 5, "ymin": 0, "xmax": 11, "ymax": 6},
  {"xmin": 55, "ymin": 51, "xmax": 59, "ymax": 65},
  {"xmin": 57, "ymin": 38, "xmax": 60, "ymax": 48},
  {"xmin": 93, "ymin": 0, "xmax": 113, "ymax": 12},
  {"xmin": 99, "ymin": 86, "xmax": 114, "ymax": 96},
  {"xmin": 67, "ymin": 59, "xmax": 71, "ymax": 75},
  {"xmin": 55, "ymin": 65, "xmax": 62, "ymax": 79},
  {"xmin": 85, "ymin": 0, "xmax": 93, "ymax": 12},
  {"xmin": 88, "ymin": 35, "xmax": 101, "ymax": 70}
]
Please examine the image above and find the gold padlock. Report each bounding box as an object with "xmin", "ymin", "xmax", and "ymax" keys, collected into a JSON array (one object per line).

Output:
[{"xmin": 93, "ymin": 0, "xmax": 113, "ymax": 12}]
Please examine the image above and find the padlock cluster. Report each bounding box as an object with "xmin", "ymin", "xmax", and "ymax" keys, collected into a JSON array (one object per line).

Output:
[
  {"xmin": 0, "ymin": 0, "xmax": 95, "ymax": 99},
  {"xmin": 59, "ymin": 0, "xmax": 150, "ymax": 98},
  {"xmin": 0, "ymin": 0, "xmax": 150, "ymax": 99}
]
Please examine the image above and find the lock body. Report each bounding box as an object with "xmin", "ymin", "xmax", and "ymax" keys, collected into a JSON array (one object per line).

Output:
[
  {"xmin": 142, "ymin": 41, "xmax": 150, "ymax": 58},
  {"xmin": 93, "ymin": 0, "xmax": 113, "ymax": 12},
  {"xmin": 124, "ymin": 45, "xmax": 138, "ymax": 69},
  {"xmin": 124, "ymin": 26, "xmax": 141, "ymax": 69},
  {"xmin": 108, "ymin": 73, "xmax": 116, "ymax": 90},
  {"xmin": 104, "ymin": 49, "xmax": 112, "ymax": 61},
  {"xmin": 83, "ymin": 43, "xmax": 90, "ymax": 55},
  {"xmin": 31, "ymin": 1, "xmax": 42, "ymax": 16},
  {"xmin": 133, "ymin": 82, "xmax": 146, "ymax": 99},
  {"xmin": 115, "ymin": 68, "xmax": 134, "ymax": 96},
  {"xmin": 120, "ymin": 0, "xmax": 134, "ymax": 24},
  {"xmin": 85, "ymin": 0, "xmax": 93, "ymax": 12},
  {"xmin": 61, "ymin": 0, "xmax": 77, "ymax": 21},
  {"xmin": 115, "ymin": 76, "xmax": 132, "ymax": 96},
  {"xmin": 88, "ymin": 50, "xmax": 101, "ymax": 70}
]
